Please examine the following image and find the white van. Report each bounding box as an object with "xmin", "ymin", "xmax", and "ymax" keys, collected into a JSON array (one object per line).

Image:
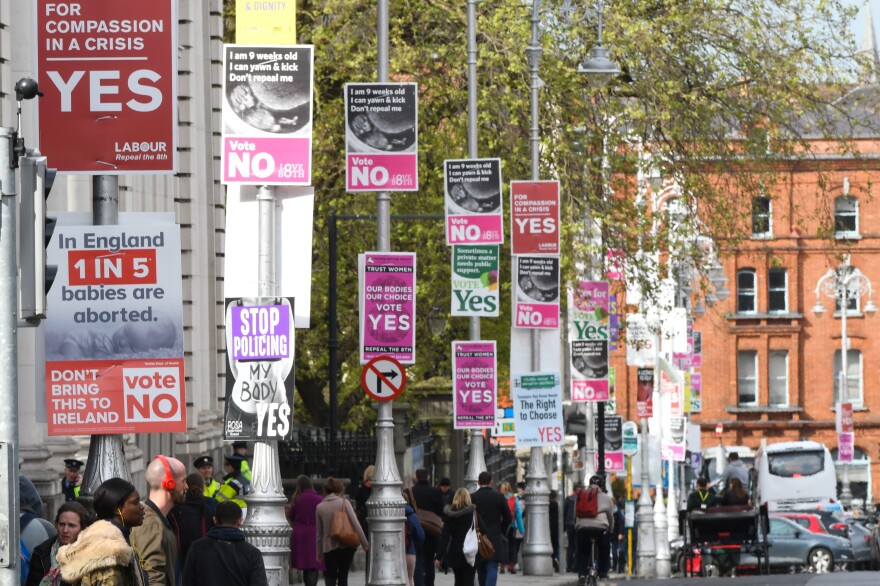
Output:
[{"xmin": 754, "ymin": 440, "xmax": 837, "ymax": 512}]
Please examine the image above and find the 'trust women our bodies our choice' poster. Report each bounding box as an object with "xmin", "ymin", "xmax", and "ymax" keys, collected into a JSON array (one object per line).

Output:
[
  {"xmin": 453, "ymin": 341, "xmax": 496, "ymax": 429},
  {"xmin": 359, "ymin": 252, "xmax": 417, "ymax": 364}
]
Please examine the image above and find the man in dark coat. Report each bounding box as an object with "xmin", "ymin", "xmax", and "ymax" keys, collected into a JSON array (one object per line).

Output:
[
  {"xmin": 470, "ymin": 471, "xmax": 511, "ymax": 586},
  {"xmin": 182, "ymin": 501, "xmax": 268, "ymax": 586},
  {"xmin": 411, "ymin": 468, "xmax": 444, "ymax": 586}
]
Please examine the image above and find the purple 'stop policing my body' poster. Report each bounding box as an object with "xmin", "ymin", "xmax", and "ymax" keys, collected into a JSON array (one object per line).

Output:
[
  {"xmin": 359, "ymin": 252, "xmax": 417, "ymax": 364},
  {"xmin": 453, "ymin": 341, "xmax": 496, "ymax": 429}
]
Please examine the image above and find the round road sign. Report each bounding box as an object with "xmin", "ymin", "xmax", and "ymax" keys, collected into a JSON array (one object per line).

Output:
[{"xmin": 361, "ymin": 355, "xmax": 407, "ymax": 401}]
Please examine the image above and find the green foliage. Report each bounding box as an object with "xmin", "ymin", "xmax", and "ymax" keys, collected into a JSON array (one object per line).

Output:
[{"xmin": 224, "ymin": 0, "xmax": 873, "ymax": 427}]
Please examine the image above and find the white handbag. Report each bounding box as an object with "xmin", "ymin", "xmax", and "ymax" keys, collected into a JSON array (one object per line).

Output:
[{"xmin": 462, "ymin": 513, "xmax": 478, "ymax": 566}]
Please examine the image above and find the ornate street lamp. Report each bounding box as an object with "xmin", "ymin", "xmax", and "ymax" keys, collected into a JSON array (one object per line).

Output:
[{"xmin": 813, "ymin": 259, "xmax": 877, "ymax": 508}]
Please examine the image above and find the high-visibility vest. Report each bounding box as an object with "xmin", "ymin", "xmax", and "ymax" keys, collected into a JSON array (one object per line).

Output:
[
  {"xmin": 204, "ymin": 478, "xmax": 220, "ymax": 499},
  {"xmin": 216, "ymin": 475, "xmax": 250, "ymax": 509},
  {"xmin": 240, "ymin": 460, "xmax": 252, "ymax": 482}
]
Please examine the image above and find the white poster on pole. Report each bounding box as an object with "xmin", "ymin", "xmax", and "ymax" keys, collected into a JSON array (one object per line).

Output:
[{"xmin": 512, "ymin": 372, "xmax": 564, "ymax": 446}]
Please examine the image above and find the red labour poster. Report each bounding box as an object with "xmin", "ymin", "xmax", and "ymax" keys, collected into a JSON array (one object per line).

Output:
[
  {"xmin": 36, "ymin": 0, "xmax": 177, "ymax": 173},
  {"xmin": 510, "ymin": 181, "xmax": 560, "ymax": 255}
]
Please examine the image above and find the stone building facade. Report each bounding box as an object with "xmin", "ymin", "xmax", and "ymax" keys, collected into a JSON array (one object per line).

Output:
[{"xmin": 5, "ymin": 0, "xmax": 229, "ymax": 513}]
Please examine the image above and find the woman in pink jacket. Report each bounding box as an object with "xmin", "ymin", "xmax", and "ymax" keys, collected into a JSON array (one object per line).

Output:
[
  {"xmin": 289, "ymin": 475, "xmax": 325, "ymax": 586},
  {"xmin": 316, "ymin": 477, "xmax": 368, "ymax": 586}
]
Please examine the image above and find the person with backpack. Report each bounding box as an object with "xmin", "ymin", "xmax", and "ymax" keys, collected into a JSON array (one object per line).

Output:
[{"xmin": 575, "ymin": 475, "xmax": 613, "ymax": 583}]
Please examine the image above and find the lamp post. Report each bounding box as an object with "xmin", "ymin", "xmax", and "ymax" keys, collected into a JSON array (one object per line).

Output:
[{"xmin": 812, "ymin": 258, "xmax": 877, "ymax": 508}]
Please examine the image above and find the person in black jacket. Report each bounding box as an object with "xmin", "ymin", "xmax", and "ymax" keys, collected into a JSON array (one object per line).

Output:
[
  {"xmin": 411, "ymin": 468, "xmax": 444, "ymax": 586},
  {"xmin": 469, "ymin": 472, "xmax": 511, "ymax": 586},
  {"xmin": 435, "ymin": 488, "xmax": 485, "ymax": 586},
  {"xmin": 182, "ymin": 500, "xmax": 268, "ymax": 586},
  {"xmin": 26, "ymin": 502, "xmax": 91, "ymax": 586},
  {"xmin": 170, "ymin": 473, "xmax": 216, "ymax": 568}
]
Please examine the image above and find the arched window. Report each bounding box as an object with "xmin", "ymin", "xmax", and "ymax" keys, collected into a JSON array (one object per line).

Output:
[
  {"xmin": 834, "ymin": 196, "xmax": 859, "ymax": 237},
  {"xmin": 737, "ymin": 269, "xmax": 757, "ymax": 313}
]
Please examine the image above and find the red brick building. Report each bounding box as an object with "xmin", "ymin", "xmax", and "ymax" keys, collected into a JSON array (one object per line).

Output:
[{"xmin": 611, "ymin": 88, "xmax": 880, "ymax": 506}]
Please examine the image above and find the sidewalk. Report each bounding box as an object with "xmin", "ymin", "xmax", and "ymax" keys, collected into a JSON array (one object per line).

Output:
[{"xmin": 342, "ymin": 568, "xmax": 624, "ymax": 586}]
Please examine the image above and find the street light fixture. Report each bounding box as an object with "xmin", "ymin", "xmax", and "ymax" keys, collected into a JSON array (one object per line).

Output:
[{"xmin": 813, "ymin": 259, "xmax": 877, "ymax": 508}]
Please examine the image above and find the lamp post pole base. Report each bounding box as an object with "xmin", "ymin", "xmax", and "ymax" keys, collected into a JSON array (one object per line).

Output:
[{"xmin": 523, "ymin": 446, "xmax": 553, "ymax": 575}]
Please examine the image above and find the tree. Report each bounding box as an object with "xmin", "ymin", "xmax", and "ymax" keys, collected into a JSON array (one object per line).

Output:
[{"xmin": 223, "ymin": 0, "xmax": 873, "ymax": 427}]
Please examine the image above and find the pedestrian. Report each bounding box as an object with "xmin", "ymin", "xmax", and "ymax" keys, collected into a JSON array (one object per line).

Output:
[
  {"xmin": 316, "ymin": 477, "xmax": 369, "ymax": 586},
  {"xmin": 288, "ymin": 475, "xmax": 324, "ymax": 586},
  {"xmin": 354, "ymin": 465, "xmax": 374, "ymax": 585},
  {"xmin": 60, "ymin": 460, "xmax": 84, "ymax": 503},
  {"xmin": 549, "ymin": 490, "xmax": 560, "ymax": 572},
  {"xmin": 20, "ymin": 475, "xmax": 58, "ymax": 564},
  {"xmin": 514, "ymin": 482, "xmax": 527, "ymax": 572},
  {"xmin": 469, "ymin": 471, "xmax": 511, "ymax": 586},
  {"xmin": 563, "ymin": 484, "xmax": 581, "ymax": 572},
  {"xmin": 194, "ymin": 455, "xmax": 221, "ymax": 499},
  {"xmin": 686, "ymin": 477, "xmax": 717, "ymax": 512},
  {"xmin": 575, "ymin": 475, "xmax": 613, "ymax": 583},
  {"xmin": 231, "ymin": 441, "xmax": 252, "ymax": 481},
  {"xmin": 438, "ymin": 478, "xmax": 453, "ymax": 508},
  {"xmin": 131, "ymin": 455, "xmax": 187, "ymax": 586},
  {"xmin": 498, "ymin": 482, "xmax": 521, "ymax": 574},
  {"xmin": 26, "ymin": 501, "xmax": 91, "ymax": 586},
  {"xmin": 411, "ymin": 468, "xmax": 443, "ymax": 586},
  {"xmin": 181, "ymin": 500, "xmax": 268, "ymax": 586},
  {"xmin": 610, "ymin": 496, "xmax": 625, "ymax": 575},
  {"xmin": 435, "ymin": 488, "xmax": 485, "ymax": 586},
  {"xmin": 56, "ymin": 477, "xmax": 148, "ymax": 586},
  {"xmin": 403, "ymin": 489, "xmax": 426, "ymax": 586},
  {"xmin": 169, "ymin": 472, "xmax": 216, "ymax": 568},
  {"xmin": 216, "ymin": 454, "xmax": 252, "ymax": 514}
]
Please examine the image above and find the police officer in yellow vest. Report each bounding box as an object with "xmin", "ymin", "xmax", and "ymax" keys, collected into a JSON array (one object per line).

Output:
[
  {"xmin": 231, "ymin": 441, "xmax": 252, "ymax": 481},
  {"xmin": 216, "ymin": 454, "xmax": 251, "ymax": 512},
  {"xmin": 195, "ymin": 455, "xmax": 221, "ymax": 499},
  {"xmin": 61, "ymin": 459, "xmax": 83, "ymax": 502}
]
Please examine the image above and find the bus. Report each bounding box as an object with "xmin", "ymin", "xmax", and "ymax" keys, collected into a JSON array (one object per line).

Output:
[{"xmin": 754, "ymin": 441, "xmax": 837, "ymax": 512}]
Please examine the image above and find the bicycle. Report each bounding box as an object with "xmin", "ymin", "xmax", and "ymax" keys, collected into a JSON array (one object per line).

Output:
[{"xmin": 578, "ymin": 535, "xmax": 601, "ymax": 586}]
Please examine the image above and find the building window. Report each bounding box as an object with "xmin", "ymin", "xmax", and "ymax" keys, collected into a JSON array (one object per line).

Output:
[
  {"xmin": 737, "ymin": 350, "xmax": 758, "ymax": 405},
  {"xmin": 833, "ymin": 265, "xmax": 859, "ymax": 313},
  {"xmin": 768, "ymin": 268, "xmax": 787, "ymax": 313},
  {"xmin": 834, "ymin": 196, "xmax": 858, "ymax": 237},
  {"xmin": 737, "ymin": 269, "xmax": 757, "ymax": 313},
  {"xmin": 752, "ymin": 197, "xmax": 771, "ymax": 237},
  {"xmin": 769, "ymin": 351, "xmax": 789, "ymax": 407},
  {"xmin": 833, "ymin": 349, "xmax": 862, "ymax": 405}
]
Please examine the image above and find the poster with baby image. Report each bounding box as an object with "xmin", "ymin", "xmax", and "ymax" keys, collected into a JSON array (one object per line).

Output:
[
  {"xmin": 513, "ymin": 256, "xmax": 560, "ymax": 329},
  {"xmin": 568, "ymin": 281, "xmax": 610, "ymax": 401},
  {"xmin": 345, "ymin": 82, "xmax": 418, "ymax": 192},
  {"xmin": 45, "ymin": 221, "xmax": 186, "ymax": 436},
  {"xmin": 221, "ymin": 45, "xmax": 314, "ymax": 185},
  {"xmin": 444, "ymin": 158, "xmax": 504, "ymax": 245},
  {"xmin": 224, "ymin": 297, "xmax": 295, "ymax": 440}
]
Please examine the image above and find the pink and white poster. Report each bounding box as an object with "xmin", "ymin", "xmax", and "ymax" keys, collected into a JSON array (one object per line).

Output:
[
  {"xmin": 569, "ymin": 281, "xmax": 610, "ymax": 401},
  {"xmin": 222, "ymin": 45, "xmax": 314, "ymax": 185},
  {"xmin": 345, "ymin": 83, "xmax": 418, "ymax": 192},
  {"xmin": 452, "ymin": 341, "xmax": 496, "ymax": 429},
  {"xmin": 514, "ymin": 256, "xmax": 560, "ymax": 329},
  {"xmin": 359, "ymin": 252, "xmax": 416, "ymax": 364},
  {"xmin": 444, "ymin": 159, "xmax": 504, "ymax": 245}
]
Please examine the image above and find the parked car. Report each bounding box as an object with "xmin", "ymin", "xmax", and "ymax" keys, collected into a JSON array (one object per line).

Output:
[
  {"xmin": 675, "ymin": 516, "xmax": 854, "ymax": 574},
  {"xmin": 773, "ymin": 513, "xmax": 827, "ymax": 535}
]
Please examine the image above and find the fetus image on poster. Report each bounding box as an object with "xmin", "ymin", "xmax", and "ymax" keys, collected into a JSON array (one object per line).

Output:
[
  {"xmin": 349, "ymin": 112, "xmax": 416, "ymax": 152},
  {"xmin": 45, "ymin": 313, "xmax": 182, "ymax": 361}
]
